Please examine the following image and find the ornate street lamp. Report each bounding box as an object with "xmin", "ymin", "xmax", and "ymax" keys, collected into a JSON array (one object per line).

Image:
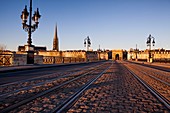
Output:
[
  {"xmin": 21, "ymin": 0, "xmax": 41, "ymax": 64},
  {"xmin": 146, "ymin": 34, "xmax": 155, "ymax": 62},
  {"xmin": 97, "ymin": 45, "xmax": 102, "ymax": 60},
  {"xmin": 84, "ymin": 36, "xmax": 91, "ymax": 51},
  {"xmin": 21, "ymin": 0, "xmax": 41, "ymax": 46},
  {"xmin": 134, "ymin": 44, "xmax": 139, "ymax": 61}
]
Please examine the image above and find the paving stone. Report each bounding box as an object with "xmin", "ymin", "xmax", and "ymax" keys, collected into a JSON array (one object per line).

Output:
[{"xmin": 67, "ymin": 64, "xmax": 169, "ymax": 112}]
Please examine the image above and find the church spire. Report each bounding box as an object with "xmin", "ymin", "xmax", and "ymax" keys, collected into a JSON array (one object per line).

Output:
[{"xmin": 53, "ymin": 24, "xmax": 59, "ymax": 51}]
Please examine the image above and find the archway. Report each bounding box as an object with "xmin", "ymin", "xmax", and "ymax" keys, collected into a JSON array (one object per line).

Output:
[{"xmin": 115, "ymin": 54, "xmax": 119, "ymax": 60}]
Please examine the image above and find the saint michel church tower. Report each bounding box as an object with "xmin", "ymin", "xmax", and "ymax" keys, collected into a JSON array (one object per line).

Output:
[{"xmin": 53, "ymin": 25, "xmax": 59, "ymax": 51}]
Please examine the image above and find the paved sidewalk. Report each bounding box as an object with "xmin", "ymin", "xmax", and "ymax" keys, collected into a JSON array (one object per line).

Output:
[
  {"xmin": 0, "ymin": 60, "xmax": 105, "ymax": 73},
  {"xmin": 0, "ymin": 63, "xmax": 80, "ymax": 73},
  {"xmin": 0, "ymin": 61, "xmax": 105, "ymax": 73},
  {"xmin": 0, "ymin": 64, "xmax": 58, "ymax": 72},
  {"xmin": 128, "ymin": 60, "xmax": 170, "ymax": 68}
]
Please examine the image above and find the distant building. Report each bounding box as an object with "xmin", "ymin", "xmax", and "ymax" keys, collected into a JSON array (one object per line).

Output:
[
  {"xmin": 35, "ymin": 24, "xmax": 98, "ymax": 63},
  {"xmin": 112, "ymin": 49, "xmax": 127, "ymax": 60},
  {"xmin": 15, "ymin": 24, "xmax": 170, "ymax": 64},
  {"xmin": 18, "ymin": 46, "xmax": 46, "ymax": 52},
  {"xmin": 97, "ymin": 49, "xmax": 112, "ymax": 60},
  {"xmin": 128, "ymin": 48, "xmax": 170, "ymax": 62},
  {"xmin": 53, "ymin": 25, "xmax": 59, "ymax": 51}
]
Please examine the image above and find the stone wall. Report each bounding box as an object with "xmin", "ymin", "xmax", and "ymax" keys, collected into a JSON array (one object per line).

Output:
[
  {"xmin": 0, "ymin": 52, "xmax": 43, "ymax": 66},
  {"xmin": 43, "ymin": 56, "xmax": 85, "ymax": 64},
  {"xmin": 112, "ymin": 50, "xmax": 123, "ymax": 60},
  {"xmin": 39, "ymin": 50, "xmax": 98, "ymax": 63},
  {"xmin": 153, "ymin": 50, "xmax": 170, "ymax": 62},
  {"xmin": 86, "ymin": 51, "xmax": 98, "ymax": 62},
  {"xmin": 62, "ymin": 51, "xmax": 86, "ymax": 58},
  {"xmin": 0, "ymin": 50, "xmax": 100, "ymax": 66},
  {"xmin": 38, "ymin": 51, "xmax": 62, "ymax": 57},
  {"xmin": 34, "ymin": 55, "xmax": 43, "ymax": 64},
  {"xmin": 0, "ymin": 53, "xmax": 27, "ymax": 66},
  {"xmin": 128, "ymin": 49, "xmax": 170, "ymax": 62},
  {"xmin": 12, "ymin": 54, "xmax": 27, "ymax": 66},
  {"xmin": 98, "ymin": 52, "xmax": 108, "ymax": 60},
  {"xmin": 0, "ymin": 54, "xmax": 13, "ymax": 66}
]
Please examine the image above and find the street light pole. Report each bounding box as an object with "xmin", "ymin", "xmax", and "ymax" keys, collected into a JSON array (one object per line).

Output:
[
  {"xmin": 134, "ymin": 44, "xmax": 139, "ymax": 61},
  {"xmin": 146, "ymin": 34, "xmax": 155, "ymax": 62},
  {"xmin": 21, "ymin": 0, "xmax": 41, "ymax": 46},
  {"xmin": 98, "ymin": 45, "xmax": 101, "ymax": 60},
  {"xmin": 21, "ymin": 0, "xmax": 41, "ymax": 64},
  {"xmin": 28, "ymin": 0, "xmax": 32, "ymax": 45}
]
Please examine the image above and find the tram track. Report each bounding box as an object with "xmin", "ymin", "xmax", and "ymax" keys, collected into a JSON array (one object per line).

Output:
[
  {"xmin": 66, "ymin": 61, "xmax": 169, "ymax": 112},
  {"xmin": 0, "ymin": 65, "xmax": 98, "ymax": 97},
  {"xmin": 1, "ymin": 61, "xmax": 169, "ymax": 112},
  {"xmin": 0, "ymin": 61, "xmax": 112, "ymax": 113},
  {"xmin": 122, "ymin": 61, "xmax": 170, "ymax": 110},
  {"xmin": 0, "ymin": 62, "xmax": 106, "ymax": 85},
  {"xmin": 128, "ymin": 68, "xmax": 170, "ymax": 109},
  {"xmin": 0, "ymin": 62, "xmax": 106, "ymax": 96},
  {"xmin": 0, "ymin": 63, "xmax": 101, "ymax": 89},
  {"xmin": 57, "ymin": 61, "xmax": 170, "ymax": 112},
  {"xmin": 127, "ymin": 61, "xmax": 170, "ymax": 72},
  {"xmin": 0, "ymin": 63, "xmax": 105, "ymax": 111},
  {"xmin": 52, "ymin": 64, "xmax": 111, "ymax": 113}
]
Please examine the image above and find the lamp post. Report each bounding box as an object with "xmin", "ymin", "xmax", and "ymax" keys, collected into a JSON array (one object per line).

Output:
[
  {"xmin": 97, "ymin": 45, "xmax": 101, "ymax": 60},
  {"xmin": 84, "ymin": 36, "xmax": 91, "ymax": 51},
  {"xmin": 134, "ymin": 44, "xmax": 139, "ymax": 61},
  {"xmin": 21, "ymin": 0, "xmax": 41, "ymax": 64},
  {"xmin": 146, "ymin": 34, "xmax": 155, "ymax": 62}
]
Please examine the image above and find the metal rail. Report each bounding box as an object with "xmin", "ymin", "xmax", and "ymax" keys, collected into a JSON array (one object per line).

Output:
[
  {"xmin": 0, "ymin": 62, "xmax": 111, "ymax": 113},
  {"xmin": 52, "ymin": 63, "xmax": 112, "ymax": 113},
  {"xmin": 0, "ymin": 64, "xmax": 99, "ymax": 87},
  {"xmin": 126, "ymin": 61, "xmax": 170, "ymax": 72},
  {"xmin": 125, "ymin": 61, "xmax": 170, "ymax": 86},
  {"xmin": 0, "ymin": 68, "xmax": 90, "ymax": 97},
  {"xmin": 0, "ymin": 63, "xmax": 104, "ymax": 96},
  {"xmin": 125, "ymin": 66, "xmax": 170, "ymax": 110},
  {"xmin": 142, "ymin": 71, "xmax": 170, "ymax": 86}
]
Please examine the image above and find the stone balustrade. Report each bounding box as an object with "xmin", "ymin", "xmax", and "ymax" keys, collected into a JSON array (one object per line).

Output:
[
  {"xmin": 0, "ymin": 54, "xmax": 86, "ymax": 66},
  {"xmin": 0, "ymin": 54, "xmax": 45, "ymax": 66},
  {"xmin": 43, "ymin": 56, "xmax": 85, "ymax": 64},
  {"xmin": 0, "ymin": 54, "xmax": 13, "ymax": 66}
]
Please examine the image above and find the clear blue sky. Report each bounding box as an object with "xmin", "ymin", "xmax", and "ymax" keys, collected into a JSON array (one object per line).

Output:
[{"xmin": 0, "ymin": 0, "xmax": 170, "ymax": 51}]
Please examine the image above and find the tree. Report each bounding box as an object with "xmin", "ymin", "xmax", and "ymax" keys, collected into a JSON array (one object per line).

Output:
[{"xmin": 0, "ymin": 44, "xmax": 6, "ymax": 54}]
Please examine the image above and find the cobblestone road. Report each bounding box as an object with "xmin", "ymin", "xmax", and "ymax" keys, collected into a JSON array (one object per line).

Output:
[{"xmin": 67, "ymin": 62, "xmax": 169, "ymax": 113}]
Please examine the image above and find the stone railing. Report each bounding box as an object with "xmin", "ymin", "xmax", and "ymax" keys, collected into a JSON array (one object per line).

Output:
[
  {"xmin": 12, "ymin": 54, "xmax": 27, "ymax": 66},
  {"xmin": 43, "ymin": 56, "xmax": 85, "ymax": 64},
  {"xmin": 0, "ymin": 54, "xmax": 13, "ymax": 66},
  {"xmin": 0, "ymin": 53, "xmax": 28, "ymax": 66},
  {"xmin": 0, "ymin": 54, "xmax": 86, "ymax": 66},
  {"xmin": 153, "ymin": 58, "xmax": 170, "ymax": 63},
  {"xmin": 0, "ymin": 53, "xmax": 43, "ymax": 66}
]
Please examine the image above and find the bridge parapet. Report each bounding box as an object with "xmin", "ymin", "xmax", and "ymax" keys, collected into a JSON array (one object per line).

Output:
[
  {"xmin": 43, "ymin": 56, "xmax": 85, "ymax": 64},
  {"xmin": 0, "ymin": 54, "xmax": 13, "ymax": 66}
]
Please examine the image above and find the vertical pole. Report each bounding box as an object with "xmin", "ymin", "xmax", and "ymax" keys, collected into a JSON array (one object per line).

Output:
[
  {"xmin": 149, "ymin": 38, "xmax": 151, "ymax": 62},
  {"xmin": 26, "ymin": 0, "xmax": 35, "ymax": 64},
  {"xmin": 86, "ymin": 39, "xmax": 88, "ymax": 51},
  {"xmin": 136, "ymin": 44, "xmax": 137, "ymax": 59},
  {"xmin": 28, "ymin": 0, "xmax": 32, "ymax": 45},
  {"xmin": 62, "ymin": 57, "xmax": 64, "ymax": 63}
]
